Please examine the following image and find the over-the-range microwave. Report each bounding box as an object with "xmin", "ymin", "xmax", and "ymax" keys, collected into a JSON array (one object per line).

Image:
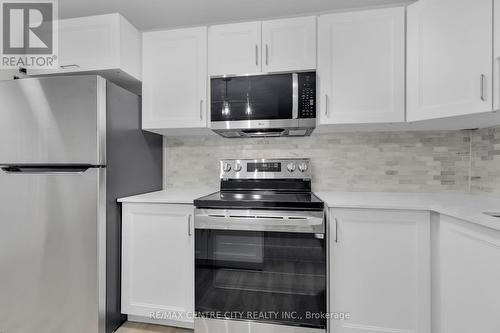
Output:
[{"xmin": 210, "ymin": 71, "xmax": 316, "ymax": 138}]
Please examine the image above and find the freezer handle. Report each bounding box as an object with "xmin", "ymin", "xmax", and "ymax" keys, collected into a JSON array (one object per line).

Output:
[{"xmin": 0, "ymin": 164, "xmax": 103, "ymax": 174}]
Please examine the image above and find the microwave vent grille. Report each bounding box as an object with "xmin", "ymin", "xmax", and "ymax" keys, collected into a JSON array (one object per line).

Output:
[{"xmin": 287, "ymin": 129, "xmax": 308, "ymax": 136}]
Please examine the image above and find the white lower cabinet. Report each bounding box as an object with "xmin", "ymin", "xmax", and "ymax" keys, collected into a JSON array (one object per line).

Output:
[
  {"xmin": 329, "ymin": 208, "xmax": 431, "ymax": 333},
  {"xmin": 433, "ymin": 215, "xmax": 500, "ymax": 333},
  {"xmin": 121, "ymin": 203, "xmax": 194, "ymax": 328}
]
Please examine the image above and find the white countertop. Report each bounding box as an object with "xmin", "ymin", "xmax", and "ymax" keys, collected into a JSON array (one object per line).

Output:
[
  {"xmin": 315, "ymin": 191, "xmax": 500, "ymax": 231},
  {"xmin": 118, "ymin": 189, "xmax": 500, "ymax": 231},
  {"xmin": 117, "ymin": 188, "xmax": 215, "ymax": 204}
]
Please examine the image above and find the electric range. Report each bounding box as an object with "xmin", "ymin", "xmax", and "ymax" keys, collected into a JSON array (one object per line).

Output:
[{"xmin": 193, "ymin": 159, "xmax": 326, "ymax": 333}]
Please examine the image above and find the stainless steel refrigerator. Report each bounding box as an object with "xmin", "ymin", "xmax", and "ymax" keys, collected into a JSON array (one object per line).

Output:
[{"xmin": 0, "ymin": 76, "xmax": 163, "ymax": 333}]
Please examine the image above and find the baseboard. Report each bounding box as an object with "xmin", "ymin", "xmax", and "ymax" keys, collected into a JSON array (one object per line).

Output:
[{"xmin": 127, "ymin": 315, "xmax": 194, "ymax": 330}]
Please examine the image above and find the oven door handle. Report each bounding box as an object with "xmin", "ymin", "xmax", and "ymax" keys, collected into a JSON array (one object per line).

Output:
[{"xmin": 194, "ymin": 209, "xmax": 325, "ymax": 234}]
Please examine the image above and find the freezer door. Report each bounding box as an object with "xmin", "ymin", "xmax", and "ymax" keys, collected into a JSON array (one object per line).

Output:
[
  {"xmin": 0, "ymin": 76, "xmax": 106, "ymax": 165},
  {"xmin": 0, "ymin": 167, "xmax": 106, "ymax": 333}
]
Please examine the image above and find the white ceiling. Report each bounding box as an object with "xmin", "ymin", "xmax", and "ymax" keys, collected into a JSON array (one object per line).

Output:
[{"xmin": 59, "ymin": 0, "xmax": 412, "ymax": 31}]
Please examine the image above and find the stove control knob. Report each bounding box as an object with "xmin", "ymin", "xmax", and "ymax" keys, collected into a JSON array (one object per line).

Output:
[
  {"xmin": 298, "ymin": 162, "xmax": 308, "ymax": 172},
  {"xmin": 222, "ymin": 163, "xmax": 232, "ymax": 172},
  {"xmin": 233, "ymin": 163, "xmax": 242, "ymax": 172},
  {"xmin": 286, "ymin": 162, "xmax": 296, "ymax": 172}
]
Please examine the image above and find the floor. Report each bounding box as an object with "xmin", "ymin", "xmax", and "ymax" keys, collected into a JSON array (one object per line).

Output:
[{"xmin": 116, "ymin": 321, "xmax": 193, "ymax": 333}]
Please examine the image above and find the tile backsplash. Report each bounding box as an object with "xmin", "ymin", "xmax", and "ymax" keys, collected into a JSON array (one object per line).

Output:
[
  {"xmin": 164, "ymin": 129, "xmax": 461, "ymax": 190},
  {"xmin": 163, "ymin": 126, "xmax": 500, "ymax": 196},
  {"xmin": 471, "ymin": 126, "xmax": 500, "ymax": 196}
]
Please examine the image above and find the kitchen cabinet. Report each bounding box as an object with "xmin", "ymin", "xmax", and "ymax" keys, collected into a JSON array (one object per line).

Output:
[
  {"xmin": 209, "ymin": 17, "xmax": 316, "ymax": 75},
  {"xmin": 28, "ymin": 14, "xmax": 142, "ymax": 93},
  {"xmin": 121, "ymin": 203, "xmax": 194, "ymax": 329},
  {"xmin": 261, "ymin": 16, "xmax": 317, "ymax": 73},
  {"xmin": 318, "ymin": 7, "xmax": 405, "ymax": 125},
  {"xmin": 208, "ymin": 22, "xmax": 261, "ymax": 75},
  {"xmin": 142, "ymin": 27, "xmax": 207, "ymax": 133},
  {"xmin": 494, "ymin": 0, "xmax": 500, "ymax": 110},
  {"xmin": 329, "ymin": 208, "xmax": 430, "ymax": 333},
  {"xmin": 407, "ymin": 0, "xmax": 493, "ymax": 121},
  {"xmin": 433, "ymin": 215, "xmax": 500, "ymax": 333}
]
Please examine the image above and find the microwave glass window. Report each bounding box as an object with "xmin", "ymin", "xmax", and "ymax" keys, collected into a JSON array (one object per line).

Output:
[{"xmin": 211, "ymin": 74, "xmax": 293, "ymax": 122}]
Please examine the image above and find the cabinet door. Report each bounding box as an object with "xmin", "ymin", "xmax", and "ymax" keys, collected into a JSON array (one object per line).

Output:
[
  {"xmin": 142, "ymin": 27, "xmax": 207, "ymax": 130},
  {"xmin": 208, "ymin": 22, "xmax": 261, "ymax": 75},
  {"xmin": 27, "ymin": 14, "xmax": 142, "ymax": 83},
  {"xmin": 122, "ymin": 203, "xmax": 194, "ymax": 328},
  {"xmin": 57, "ymin": 14, "xmax": 120, "ymax": 71},
  {"xmin": 330, "ymin": 209, "xmax": 430, "ymax": 333},
  {"xmin": 407, "ymin": 0, "xmax": 493, "ymax": 121},
  {"xmin": 27, "ymin": 15, "xmax": 118, "ymax": 76},
  {"xmin": 318, "ymin": 8, "xmax": 405, "ymax": 125},
  {"xmin": 262, "ymin": 16, "xmax": 316, "ymax": 72},
  {"xmin": 434, "ymin": 215, "xmax": 500, "ymax": 333},
  {"xmin": 494, "ymin": 0, "xmax": 500, "ymax": 110}
]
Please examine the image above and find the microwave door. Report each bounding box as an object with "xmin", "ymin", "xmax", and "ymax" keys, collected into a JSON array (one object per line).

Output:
[{"xmin": 210, "ymin": 74, "xmax": 294, "ymax": 122}]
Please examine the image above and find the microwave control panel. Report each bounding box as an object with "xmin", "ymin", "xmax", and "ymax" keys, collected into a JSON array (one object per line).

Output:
[{"xmin": 298, "ymin": 72, "xmax": 316, "ymax": 119}]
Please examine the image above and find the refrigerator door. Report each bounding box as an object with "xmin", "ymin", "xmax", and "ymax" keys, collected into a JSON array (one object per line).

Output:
[
  {"xmin": 0, "ymin": 76, "xmax": 106, "ymax": 165},
  {"xmin": 0, "ymin": 167, "xmax": 106, "ymax": 333}
]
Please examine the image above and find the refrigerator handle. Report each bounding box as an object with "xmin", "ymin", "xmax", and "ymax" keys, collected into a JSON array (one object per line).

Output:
[{"xmin": 0, "ymin": 165, "xmax": 102, "ymax": 174}]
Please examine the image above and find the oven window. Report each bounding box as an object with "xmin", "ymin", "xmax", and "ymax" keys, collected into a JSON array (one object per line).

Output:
[
  {"xmin": 210, "ymin": 74, "xmax": 293, "ymax": 122},
  {"xmin": 195, "ymin": 230, "xmax": 326, "ymax": 329}
]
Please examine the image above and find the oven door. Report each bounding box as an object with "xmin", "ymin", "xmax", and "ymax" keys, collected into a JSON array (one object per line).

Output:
[
  {"xmin": 194, "ymin": 209, "xmax": 326, "ymax": 329},
  {"xmin": 210, "ymin": 73, "xmax": 297, "ymax": 122}
]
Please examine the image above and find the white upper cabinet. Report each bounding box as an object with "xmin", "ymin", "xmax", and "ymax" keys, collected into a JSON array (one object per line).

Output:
[
  {"xmin": 142, "ymin": 27, "xmax": 207, "ymax": 132},
  {"xmin": 318, "ymin": 7, "xmax": 405, "ymax": 125},
  {"xmin": 59, "ymin": 15, "xmax": 121, "ymax": 73},
  {"xmin": 407, "ymin": 0, "xmax": 493, "ymax": 121},
  {"xmin": 261, "ymin": 16, "xmax": 317, "ymax": 72},
  {"xmin": 494, "ymin": 0, "xmax": 500, "ymax": 110},
  {"xmin": 209, "ymin": 17, "xmax": 317, "ymax": 75},
  {"xmin": 208, "ymin": 22, "xmax": 262, "ymax": 75},
  {"xmin": 330, "ymin": 208, "xmax": 431, "ymax": 333},
  {"xmin": 31, "ymin": 14, "xmax": 141, "ymax": 77},
  {"xmin": 28, "ymin": 14, "xmax": 142, "ymax": 92}
]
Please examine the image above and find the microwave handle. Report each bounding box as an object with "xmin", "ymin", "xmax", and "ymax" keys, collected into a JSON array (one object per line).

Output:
[{"xmin": 292, "ymin": 73, "xmax": 299, "ymax": 119}]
